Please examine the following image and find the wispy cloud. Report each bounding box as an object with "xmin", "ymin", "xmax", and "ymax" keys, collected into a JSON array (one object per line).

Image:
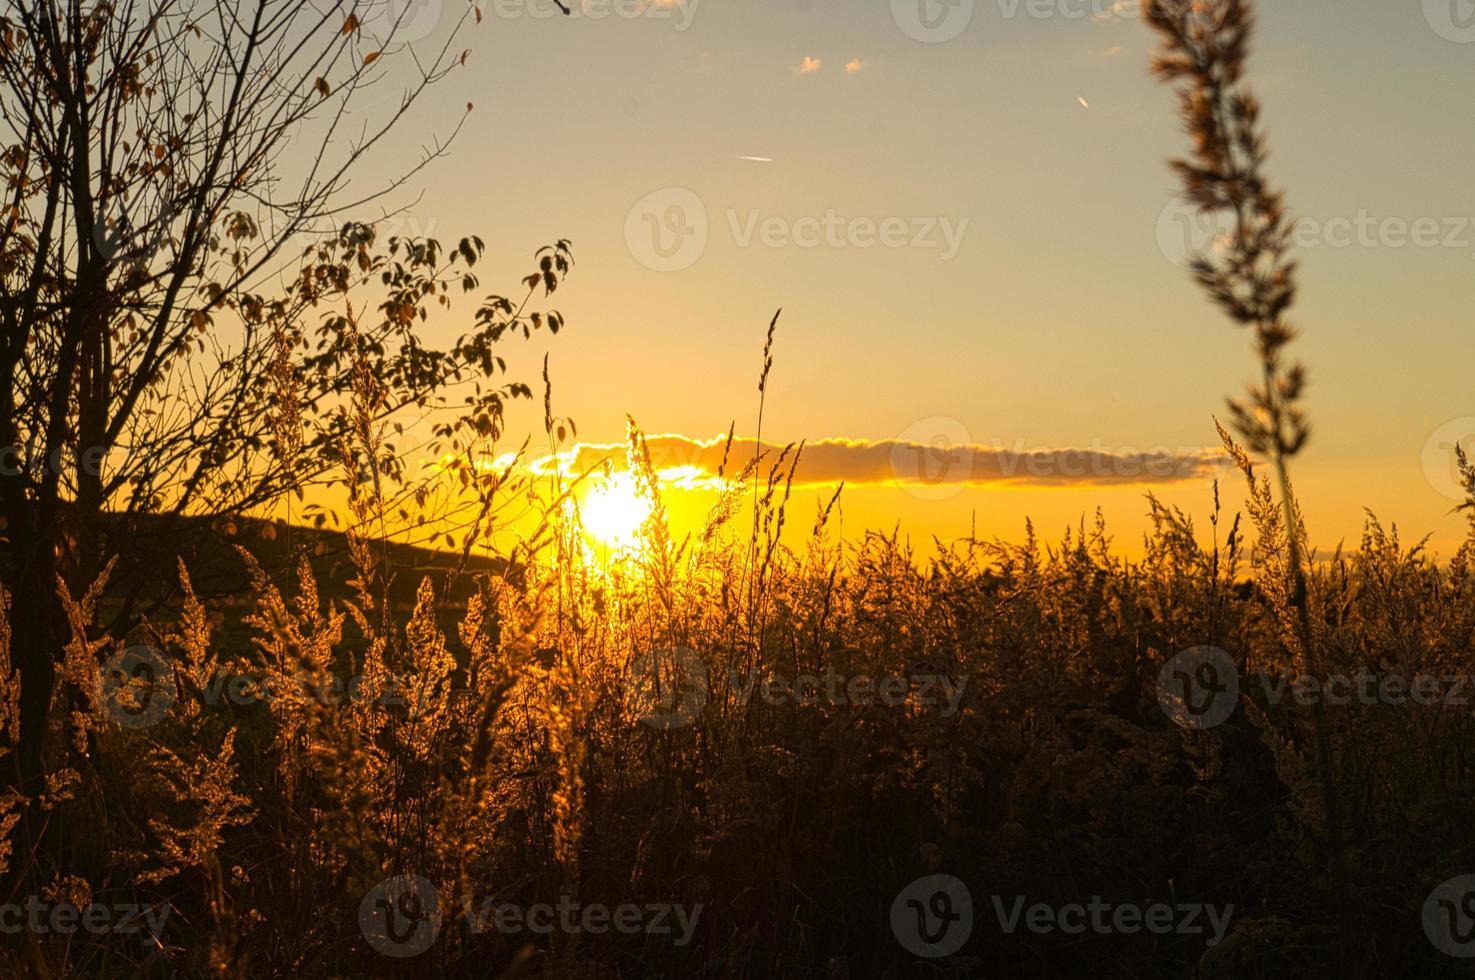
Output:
[
  {"xmin": 507, "ymin": 434, "xmax": 1229, "ymax": 490},
  {"xmin": 845, "ymin": 59, "xmax": 866, "ymax": 74},
  {"xmin": 794, "ymin": 56, "xmax": 822, "ymax": 76},
  {"xmin": 1100, "ymin": 45, "xmax": 1123, "ymax": 58}
]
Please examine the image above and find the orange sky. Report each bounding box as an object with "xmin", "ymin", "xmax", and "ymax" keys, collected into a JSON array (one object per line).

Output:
[{"xmin": 297, "ymin": 0, "xmax": 1475, "ymax": 560}]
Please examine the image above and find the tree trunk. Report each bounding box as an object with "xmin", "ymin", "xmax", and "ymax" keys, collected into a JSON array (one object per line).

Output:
[{"xmin": 5, "ymin": 504, "xmax": 60, "ymax": 791}]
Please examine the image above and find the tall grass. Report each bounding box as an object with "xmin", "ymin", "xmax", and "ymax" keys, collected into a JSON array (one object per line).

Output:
[{"xmin": 1, "ymin": 2, "xmax": 1472, "ymax": 977}]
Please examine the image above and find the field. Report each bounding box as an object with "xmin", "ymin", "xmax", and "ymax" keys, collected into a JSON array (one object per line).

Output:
[
  {"xmin": 2, "ymin": 0, "xmax": 1472, "ymax": 976},
  {"xmin": 4, "ymin": 429, "xmax": 1475, "ymax": 977}
]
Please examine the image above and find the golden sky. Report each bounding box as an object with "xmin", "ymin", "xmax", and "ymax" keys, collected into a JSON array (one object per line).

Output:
[{"xmin": 321, "ymin": 0, "xmax": 1475, "ymax": 558}]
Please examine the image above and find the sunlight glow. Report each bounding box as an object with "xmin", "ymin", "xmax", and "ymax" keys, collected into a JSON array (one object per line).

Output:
[{"xmin": 580, "ymin": 472, "xmax": 653, "ymax": 548}]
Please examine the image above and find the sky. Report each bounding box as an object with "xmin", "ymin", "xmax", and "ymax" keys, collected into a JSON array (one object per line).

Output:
[{"xmin": 331, "ymin": 0, "xmax": 1475, "ymax": 558}]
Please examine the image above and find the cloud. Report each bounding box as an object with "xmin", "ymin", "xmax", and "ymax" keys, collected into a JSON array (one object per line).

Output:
[
  {"xmin": 794, "ymin": 56, "xmax": 822, "ymax": 76},
  {"xmin": 513, "ymin": 433, "xmax": 1231, "ymax": 490},
  {"xmin": 1100, "ymin": 45, "xmax": 1122, "ymax": 58},
  {"xmin": 845, "ymin": 59, "xmax": 866, "ymax": 74}
]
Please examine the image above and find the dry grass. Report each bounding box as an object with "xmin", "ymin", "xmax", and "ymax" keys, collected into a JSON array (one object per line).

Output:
[{"xmin": 0, "ymin": 3, "xmax": 1471, "ymax": 978}]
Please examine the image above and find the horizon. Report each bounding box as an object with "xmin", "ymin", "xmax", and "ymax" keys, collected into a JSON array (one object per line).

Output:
[{"xmin": 299, "ymin": 0, "xmax": 1475, "ymax": 558}]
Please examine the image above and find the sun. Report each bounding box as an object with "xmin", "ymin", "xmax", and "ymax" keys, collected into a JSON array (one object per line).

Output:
[{"xmin": 580, "ymin": 471, "xmax": 653, "ymax": 548}]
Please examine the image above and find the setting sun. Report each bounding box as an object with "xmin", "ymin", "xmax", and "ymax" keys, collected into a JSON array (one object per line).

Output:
[
  {"xmin": 13, "ymin": 0, "xmax": 1475, "ymax": 975},
  {"xmin": 579, "ymin": 472, "xmax": 653, "ymax": 548}
]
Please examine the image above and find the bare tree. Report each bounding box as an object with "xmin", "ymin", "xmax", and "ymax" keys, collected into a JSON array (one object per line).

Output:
[{"xmin": 0, "ymin": 0, "xmax": 570, "ymax": 784}]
